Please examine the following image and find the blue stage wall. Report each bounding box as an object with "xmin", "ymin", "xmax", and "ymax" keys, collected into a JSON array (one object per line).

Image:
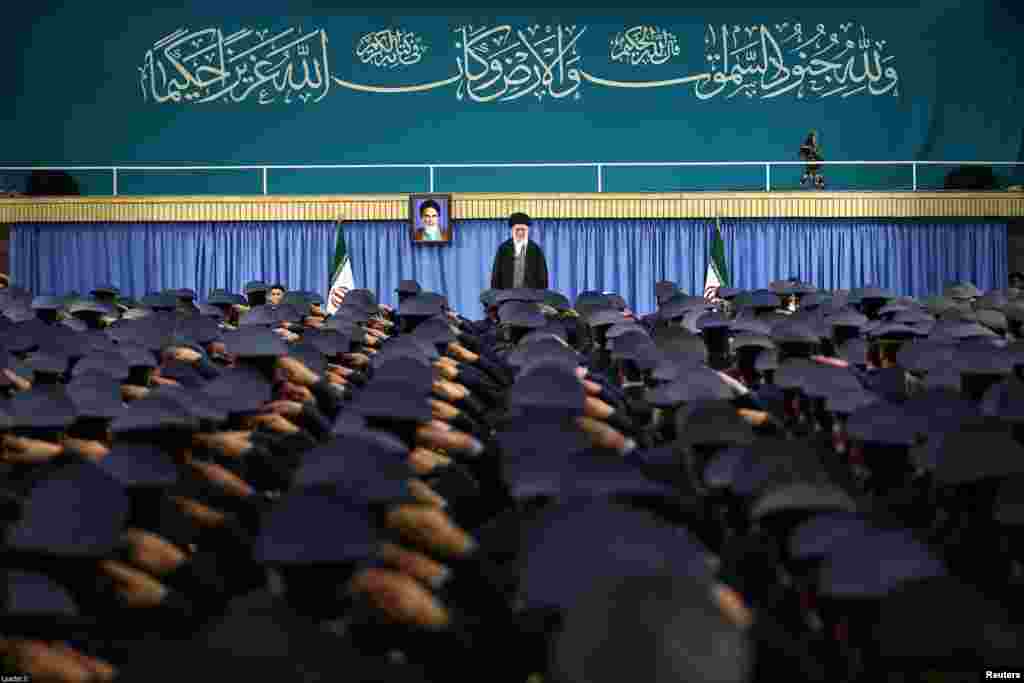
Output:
[
  {"xmin": 10, "ymin": 219, "xmax": 1007, "ymax": 314},
  {"xmin": 2, "ymin": 1, "xmax": 1023, "ymax": 194}
]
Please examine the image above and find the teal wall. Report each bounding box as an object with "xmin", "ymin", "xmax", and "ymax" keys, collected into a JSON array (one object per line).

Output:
[{"xmin": 3, "ymin": 1, "xmax": 1022, "ymax": 194}]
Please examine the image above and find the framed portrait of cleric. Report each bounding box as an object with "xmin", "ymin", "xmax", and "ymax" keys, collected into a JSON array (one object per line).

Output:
[{"xmin": 410, "ymin": 194, "xmax": 453, "ymax": 245}]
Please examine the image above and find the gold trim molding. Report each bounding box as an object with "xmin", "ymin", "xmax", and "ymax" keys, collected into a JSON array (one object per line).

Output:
[{"xmin": 0, "ymin": 191, "xmax": 1022, "ymax": 223}]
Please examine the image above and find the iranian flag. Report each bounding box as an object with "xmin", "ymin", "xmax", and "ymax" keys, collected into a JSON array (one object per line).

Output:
[
  {"xmin": 704, "ymin": 217, "xmax": 731, "ymax": 301},
  {"xmin": 326, "ymin": 223, "xmax": 355, "ymax": 315}
]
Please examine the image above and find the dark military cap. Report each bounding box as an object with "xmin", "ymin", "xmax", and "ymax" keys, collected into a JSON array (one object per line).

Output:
[
  {"xmin": 876, "ymin": 300, "xmax": 913, "ymax": 318},
  {"xmin": 196, "ymin": 303, "xmax": 226, "ymax": 320},
  {"xmin": 292, "ymin": 435, "xmax": 411, "ymax": 501},
  {"xmin": 583, "ymin": 307, "xmax": 627, "ymax": 329},
  {"xmin": 71, "ymin": 350, "xmax": 132, "ymax": 381},
  {"xmin": 647, "ymin": 367, "xmax": 737, "ymax": 407},
  {"xmin": 610, "ymin": 334, "xmax": 660, "ymax": 369},
  {"xmin": 817, "ymin": 533, "xmax": 946, "ymax": 598},
  {"xmin": 750, "ymin": 482, "xmax": 857, "ymax": 520},
  {"xmin": 776, "ymin": 358, "xmax": 862, "ymax": 395},
  {"xmin": 413, "ymin": 316, "xmax": 457, "ymax": 346},
  {"xmin": 848, "ymin": 285, "xmax": 893, "ymax": 303},
  {"xmin": 702, "ymin": 446, "xmax": 749, "ymax": 489},
  {"xmin": 7, "ymin": 462, "xmax": 129, "ymax": 558},
  {"xmin": 675, "ymin": 401, "xmax": 756, "ymax": 449},
  {"xmin": 200, "ymin": 366, "xmax": 274, "ymax": 414},
  {"xmin": 789, "ymin": 512, "xmax": 885, "ymax": 560},
  {"xmin": 754, "ymin": 348, "xmax": 780, "ymax": 372},
  {"xmin": 506, "ymin": 337, "xmax": 579, "ymax": 371},
  {"xmin": 981, "ymin": 377, "xmax": 1024, "ymax": 423},
  {"xmin": 995, "ymin": 475, "xmax": 1024, "ymax": 525},
  {"xmin": 799, "ymin": 292, "xmax": 831, "ymax": 309},
  {"xmin": 325, "ymin": 309, "xmax": 368, "ymax": 330},
  {"xmin": 66, "ymin": 374, "xmax": 124, "ymax": 420},
  {"xmin": 515, "ymin": 501, "xmax": 715, "ymax": 611},
  {"xmin": 97, "ymin": 442, "xmax": 178, "ymax": 488},
  {"xmin": 875, "ymin": 575, "xmax": 1023, "ymax": 666},
  {"xmin": 827, "ymin": 308, "xmax": 869, "ymax": 329},
  {"xmin": 740, "ymin": 289, "xmax": 782, "ymax": 309},
  {"xmin": 654, "ymin": 280, "xmax": 678, "ymax": 299},
  {"xmin": 208, "ymin": 291, "xmax": 247, "ymax": 307},
  {"xmin": 1, "ymin": 570, "xmax": 93, "ymax": 638},
  {"xmin": 244, "ymin": 281, "xmax": 269, "ymax": 295},
  {"xmin": 254, "ymin": 491, "xmax": 378, "ymax": 566},
  {"xmin": 173, "ymin": 288, "xmax": 197, "ymax": 301},
  {"xmin": 772, "ymin": 319, "xmax": 821, "ymax": 345},
  {"xmin": 976, "ymin": 291, "xmax": 1010, "ymax": 312},
  {"xmin": 304, "ymin": 329, "xmax": 353, "ymax": 357},
  {"xmin": 930, "ymin": 320, "xmax": 998, "ymax": 342},
  {"xmin": 68, "ymin": 298, "xmax": 116, "ymax": 317},
  {"xmin": 508, "ymin": 454, "xmax": 673, "ymax": 502},
  {"xmin": 90, "ymin": 284, "xmax": 120, "ymax": 297},
  {"xmin": 24, "ymin": 352, "xmax": 69, "ymax": 378},
  {"xmin": 933, "ymin": 419, "xmax": 1024, "ymax": 485},
  {"xmin": 549, "ymin": 573, "xmax": 750, "ymax": 683},
  {"xmin": 30, "ymin": 295, "xmax": 65, "ymax": 311},
  {"xmin": 149, "ymin": 385, "xmax": 227, "ymax": 423},
  {"xmin": 139, "ymin": 292, "xmax": 178, "ymax": 309},
  {"xmin": 222, "ymin": 326, "xmax": 289, "ymax": 358},
  {"xmin": 730, "ymin": 442, "xmax": 831, "ymax": 498},
  {"xmin": 845, "ymin": 400, "xmax": 918, "ymax": 446},
  {"xmin": 975, "ymin": 308, "xmax": 1008, "ymax": 333},
  {"xmin": 729, "ymin": 315, "xmax": 773, "ymax": 336},
  {"xmin": 286, "ymin": 342, "xmax": 327, "ymax": 376},
  {"xmin": 867, "ymin": 322, "xmax": 925, "ymax": 340},
  {"xmin": 895, "ymin": 341, "xmax": 955, "ymax": 374},
  {"xmin": 695, "ymin": 311, "xmax": 731, "ymax": 331},
  {"xmin": 239, "ymin": 304, "xmax": 303, "ymax": 327},
  {"xmin": 890, "ymin": 309, "xmax": 936, "ymax": 329},
  {"xmin": 372, "ymin": 357, "xmax": 437, "ymax": 390},
  {"xmin": 498, "ymin": 301, "xmax": 546, "ymax": 329},
  {"xmin": 396, "ymin": 279, "xmax": 422, "ymax": 295},
  {"xmin": 350, "ymin": 381, "xmax": 434, "ymax": 423},
  {"xmin": 575, "ymin": 290, "xmax": 607, "ymax": 306},
  {"xmin": 177, "ymin": 316, "xmax": 223, "ymax": 346},
  {"xmin": 343, "ymin": 288, "xmax": 380, "ymax": 312},
  {"xmin": 606, "ymin": 321, "xmax": 647, "ymax": 341},
  {"xmin": 399, "ymin": 293, "xmax": 446, "ymax": 318},
  {"xmin": 496, "ymin": 288, "xmax": 546, "ymax": 305},
  {"xmin": 111, "ymin": 393, "xmax": 198, "ymax": 434},
  {"xmin": 950, "ymin": 346, "xmax": 1014, "ymax": 376},
  {"xmin": 3, "ymin": 303, "xmax": 37, "ymax": 323},
  {"xmin": 376, "ymin": 335, "xmax": 439, "ymax": 364},
  {"xmin": 731, "ymin": 331, "xmax": 773, "ymax": 352},
  {"xmin": 8, "ymin": 387, "xmax": 77, "ymax": 431},
  {"xmin": 945, "ymin": 282, "xmax": 982, "ymax": 300},
  {"xmin": 715, "ymin": 286, "xmax": 744, "ymax": 302},
  {"xmin": 507, "ymin": 363, "xmax": 586, "ymax": 416},
  {"xmin": 542, "ymin": 290, "xmax": 571, "ymax": 311},
  {"xmin": 826, "ymin": 389, "xmax": 878, "ymax": 415},
  {"xmin": 658, "ymin": 296, "xmax": 714, "ymax": 320}
]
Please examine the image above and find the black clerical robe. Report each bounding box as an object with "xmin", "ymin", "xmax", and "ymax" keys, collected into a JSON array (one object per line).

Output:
[{"xmin": 490, "ymin": 240, "xmax": 549, "ymax": 290}]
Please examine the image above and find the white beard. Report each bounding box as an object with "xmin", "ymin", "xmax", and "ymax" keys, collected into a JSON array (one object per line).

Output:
[{"xmin": 513, "ymin": 236, "xmax": 528, "ymax": 255}]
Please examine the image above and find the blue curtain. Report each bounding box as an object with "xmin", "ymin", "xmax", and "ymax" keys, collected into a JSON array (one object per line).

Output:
[
  {"xmin": 720, "ymin": 219, "xmax": 1008, "ymax": 299},
  {"xmin": 10, "ymin": 218, "xmax": 1006, "ymax": 315},
  {"xmin": 10, "ymin": 221, "xmax": 338, "ymax": 300}
]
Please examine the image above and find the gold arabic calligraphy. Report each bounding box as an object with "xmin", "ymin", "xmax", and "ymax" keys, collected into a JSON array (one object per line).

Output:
[{"xmin": 139, "ymin": 21, "xmax": 900, "ymax": 105}]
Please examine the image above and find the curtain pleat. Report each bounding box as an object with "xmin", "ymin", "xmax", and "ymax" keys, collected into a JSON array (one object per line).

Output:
[{"xmin": 10, "ymin": 218, "xmax": 1006, "ymax": 315}]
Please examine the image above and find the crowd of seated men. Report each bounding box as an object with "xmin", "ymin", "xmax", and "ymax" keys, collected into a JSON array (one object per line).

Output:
[{"xmin": 0, "ymin": 273, "xmax": 1022, "ymax": 682}]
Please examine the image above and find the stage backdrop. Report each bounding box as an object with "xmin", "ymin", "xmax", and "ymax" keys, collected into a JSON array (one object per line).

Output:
[
  {"xmin": 9, "ymin": 219, "xmax": 1007, "ymax": 314},
  {"xmin": 2, "ymin": 1, "xmax": 1023, "ymax": 194}
]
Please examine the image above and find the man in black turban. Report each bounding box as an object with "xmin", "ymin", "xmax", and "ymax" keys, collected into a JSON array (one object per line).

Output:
[{"xmin": 490, "ymin": 212, "xmax": 549, "ymax": 290}]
